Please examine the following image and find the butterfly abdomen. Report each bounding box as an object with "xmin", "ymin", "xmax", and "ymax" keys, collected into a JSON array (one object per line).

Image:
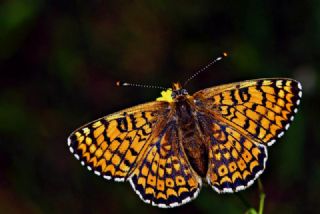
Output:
[{"xmin": 175, "ymin": 98, "xmax": 209, "ymax": 177}]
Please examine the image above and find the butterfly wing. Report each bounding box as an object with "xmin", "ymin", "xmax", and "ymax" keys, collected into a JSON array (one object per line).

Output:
[
  {"xmin": 193, "ymin": 78, "xmax": 302, "ymax": 193},
  {"xmin": 67, "ymin": 101, "xmax": 169, "ymax": 181},
  {"xmin": 193, "ymin": 78, "xmax": 302, "ymax": 146},
  {"xmin": 205, "ymin": 119, "xmax": 267, "ymax": 193},
  {"xmin": 129, "ymin": 120, "xmax": 202, "ymax": 208}
]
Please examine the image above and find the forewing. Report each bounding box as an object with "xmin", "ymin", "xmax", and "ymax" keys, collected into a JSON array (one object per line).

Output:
[
  {"xmin": 129, "ymin": 121, "xmax": 202, "ymax": 208},
  {"xmin": 67, "ymin": 101, "xmax": 168, "ymax": 181},
  {"xmin": 193, "ymin": 78, "xmax": 302, "ymax": 146},
  {"xmin": 205, "ymin": 120, "xmax": 267, "ymax": 193}
]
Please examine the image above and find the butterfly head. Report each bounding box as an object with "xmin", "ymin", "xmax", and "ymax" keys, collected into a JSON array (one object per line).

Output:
[
  {"xmin": 171, "ymin": 82, "xmax": 188, "ymax": 97},
  {"xmin": 156, "ymin": 82, "xmax": 188, "ymax": 102}
]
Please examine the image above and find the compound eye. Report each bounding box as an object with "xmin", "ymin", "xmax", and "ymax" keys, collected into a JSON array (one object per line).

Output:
[
  {"xmin": 182, "ymin": 89, "xmax": 188, "ymax": 95},
  {"xmin": 171, "ymin": 91, "xmax": 177, "ymax": 98}
]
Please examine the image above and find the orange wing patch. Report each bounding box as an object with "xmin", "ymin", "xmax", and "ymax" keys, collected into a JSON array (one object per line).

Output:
[
  {"xmin": 206, "ymin": 121, "xmax": 267, "ymax": 193},
  {"xmin": 129, "ymin": 123, "xmax": 202, "ymax": 208},
  {"xmin": 194, "ymin": 78, "xmax": 302, "ymax": 146},
  {"xmin": 68, "ymin": 101, "xmax": 168, "ymax": 181}
]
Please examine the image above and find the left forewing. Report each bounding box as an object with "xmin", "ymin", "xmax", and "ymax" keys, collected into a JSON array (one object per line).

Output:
[{"xmin": 67, "ymin": 101, "xmax": 169, "ymax": 181}]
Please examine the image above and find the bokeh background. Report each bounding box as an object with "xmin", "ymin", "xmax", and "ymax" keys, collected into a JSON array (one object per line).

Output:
[{"xmin": 1, "ymin": 0, "xmax": 319, "ymax": 213}]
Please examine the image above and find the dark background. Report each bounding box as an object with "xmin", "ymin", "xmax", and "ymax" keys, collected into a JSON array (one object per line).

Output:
[{"xmin": 1, "ymin": 0, "xmax": 319, "ymax": 213}]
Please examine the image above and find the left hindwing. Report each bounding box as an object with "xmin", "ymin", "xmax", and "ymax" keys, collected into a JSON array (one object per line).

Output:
[
  {"xmin": 129, "ymin": 121, "xmax": 202, "ymax": 208},
  {"xmin": 193, "ymin": 78, "xmax": 302, "ymax": 146}
]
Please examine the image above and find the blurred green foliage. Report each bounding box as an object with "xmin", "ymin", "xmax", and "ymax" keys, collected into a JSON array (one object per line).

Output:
[{"xmin": 0, "ymin": 0, "xmax": 319, "ymax": 213}]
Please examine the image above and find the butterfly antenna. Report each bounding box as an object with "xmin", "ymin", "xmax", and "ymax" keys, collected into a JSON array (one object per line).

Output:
[
  {"xmin": 116, "ymin": 81, "xmax": 167, "ymax": 90},
  {"xmin": 183, "ymin": 52, "xmax": 228, "ymax": 86}
]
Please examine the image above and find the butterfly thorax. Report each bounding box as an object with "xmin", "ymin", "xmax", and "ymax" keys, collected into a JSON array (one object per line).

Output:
[
  {"xmin": 157, "ymin": 82, "xmax": 209, "ymax": 177},
  {"xmin": 174, "ymin": 95, "xmax": 209, "ymax": 177}
]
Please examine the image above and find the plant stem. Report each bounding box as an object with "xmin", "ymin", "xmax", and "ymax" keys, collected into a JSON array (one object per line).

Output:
[
  {"xmin": 257, "ymin": 179, "xmax": 265, "ymax": 214},
  {"xmin": 241, "ymin": 179, "xmax": 266, "ymax": 214}
]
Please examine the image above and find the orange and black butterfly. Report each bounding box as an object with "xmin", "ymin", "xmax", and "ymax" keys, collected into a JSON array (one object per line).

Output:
[{"xmin": 67, "ymin": 54, "xmax": 302, "ymax": 208}]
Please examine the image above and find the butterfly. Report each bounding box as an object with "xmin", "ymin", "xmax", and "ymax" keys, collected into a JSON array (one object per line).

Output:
[{"xmin": 67, "ymin": 64, "xmax": 302, "ymax": 208}]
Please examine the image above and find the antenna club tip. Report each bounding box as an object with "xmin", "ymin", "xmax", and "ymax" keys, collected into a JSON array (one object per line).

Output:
[
  {"xmin": 116, "ymin": 81, "xmax": 128, "ymax": 86},
  {"xmin": 223, "ymin": 52, "xmax": 228, "ymax": 57}
]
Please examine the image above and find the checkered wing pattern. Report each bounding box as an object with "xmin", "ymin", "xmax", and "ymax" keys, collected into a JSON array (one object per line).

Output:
[
  {"xmin": 67, "ymin": 101, "xmax": 168, "ymax": 181},
  {"xmin": 129, "ymin": 122, "xmax": 202, "ymax": 208},
  {"xmin": 206, "ymin": 120, "xmax": 267, "ymax": 193},
  {"xmin": 68, "ymin": 77, "xmax": 302, "ymax": 207},
  {"xmin": 194, "ymin": 78, "xmax": 302, "ymax": 146}
]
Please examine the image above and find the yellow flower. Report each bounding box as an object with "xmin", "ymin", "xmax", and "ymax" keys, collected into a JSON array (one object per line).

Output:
[{"xmin": 156, "ymin": 89, "xmax": 173, "ymax": 102}]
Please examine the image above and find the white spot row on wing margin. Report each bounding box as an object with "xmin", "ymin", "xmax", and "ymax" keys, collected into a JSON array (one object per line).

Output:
[
  {"xmin": 67, "ymin": 137, "xmax": 126, "ymax": 182},
  {"xmin": 128, "ymin": 175, "xmax": 202, "ymax": 208},
  {"xmin": 208, "ymin": 145, "xmax": 268, "ymax": 194}
]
